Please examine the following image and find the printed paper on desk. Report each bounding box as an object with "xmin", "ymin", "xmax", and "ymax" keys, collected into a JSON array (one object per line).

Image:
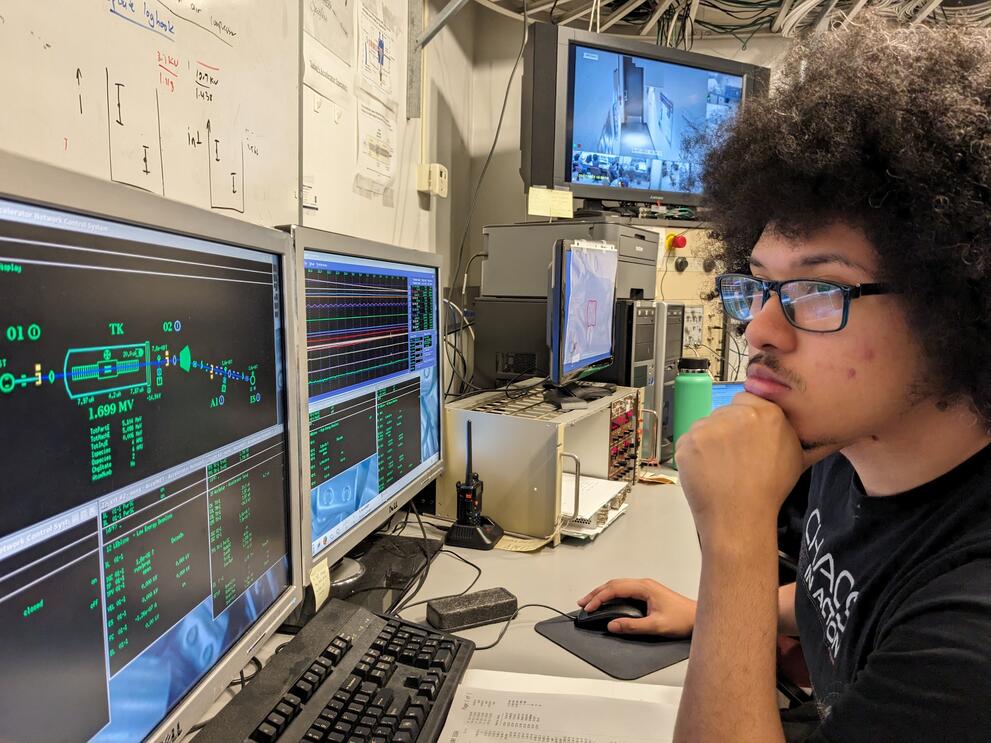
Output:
[
  {"xmin": 495, "ymin": 534, "xmax": 553, "ymax": 553},
  {"xmin": 528, "ymin": 186, "xmax": 574, "ymax": 219},
  {"xmin": 439, "ymin": 685, "xmax": 679, "ymax": 742}
]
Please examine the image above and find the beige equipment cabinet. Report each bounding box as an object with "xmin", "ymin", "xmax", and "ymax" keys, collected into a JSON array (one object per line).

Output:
[{"xmin": 437, "ymin": 382, "xmax": 655, "ymax": 544}]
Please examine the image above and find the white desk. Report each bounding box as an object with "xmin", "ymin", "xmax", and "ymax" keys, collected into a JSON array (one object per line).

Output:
[{"xmin": 397, "ymin": 477, "xmax": 701, "ymax": 687}]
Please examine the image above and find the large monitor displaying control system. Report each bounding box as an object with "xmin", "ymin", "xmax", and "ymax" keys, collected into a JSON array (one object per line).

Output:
[
  {"xmin": 293, "ymin": 228, "xmax": 444, "ymax": 581},
  {"xmin": 0, "ymin": 153, "xmax": 303, "ymax": 743}
]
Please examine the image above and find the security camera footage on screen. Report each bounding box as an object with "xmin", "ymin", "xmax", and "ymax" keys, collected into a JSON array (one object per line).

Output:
[
  {"xmin": 563, "ymin": 244, "xmax": 620, "ymax": 376},
  {"xmin": 569, "ymin": 44, "xmax": 744, "ymax": 194},
  {"xmin": 303, "ymin": 251, "xmax": 440, "ymax": 558}
]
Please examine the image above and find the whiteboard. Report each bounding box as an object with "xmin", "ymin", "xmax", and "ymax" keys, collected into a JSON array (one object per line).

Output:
[{"xmin": 0, "ymin": 0, "xmax": 299, "ymax": 227}]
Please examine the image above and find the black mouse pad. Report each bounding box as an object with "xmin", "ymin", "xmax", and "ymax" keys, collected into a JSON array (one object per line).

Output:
[{"xmin": 534, "ymin": 612, "xmax": 691, "ymax": 680}]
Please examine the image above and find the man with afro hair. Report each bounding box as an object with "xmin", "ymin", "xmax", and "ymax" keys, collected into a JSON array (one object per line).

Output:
[{"xmin": 580, "ymin": 12, "xmax": 991, "ymax": 742}]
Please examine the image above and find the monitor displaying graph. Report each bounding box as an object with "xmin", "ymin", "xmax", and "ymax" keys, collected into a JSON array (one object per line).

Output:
[{"xmin": 303, "ymin": 251, "xmax": 440, "ymax": 558}]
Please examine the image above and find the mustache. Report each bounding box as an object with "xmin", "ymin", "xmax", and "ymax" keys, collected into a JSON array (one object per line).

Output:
[{"xmin": 748, "ymin": 352, "xmax": 805, "ymax": 392}]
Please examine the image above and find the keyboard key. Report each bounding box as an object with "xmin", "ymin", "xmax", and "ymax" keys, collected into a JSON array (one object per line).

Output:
[
  {"xmin": 333, "ymin": 634, "xmax": 352, "ymax": 652},
  {"xmin": 353, "ymin": 692, "xmax": 371, "ymax": 706},
  {"xmin": 372, "ymin": 688, "xmax": 394, "ymax": 707},
  {"xmin": 249, "ymin": 722, "xmax": 278, "ymax": 743},
  {"xmin": 282, "ymin": 692, "xmax": 303, "ymax": 710},
  {"xmin": 340, "ymin": 674, "xmax": 362, "ymax": 696},
  {"xmin": 354, "ymin": 725, "xmax": 372, "ymax": 737},
  {"xmin": 406, "ymin": 703, "xmax": 427, "ymax": 727},
  {"xmin": 431, "ymin": 648, "xmax": 454, "ymax": 672},
  {"xmin": 302, "ymin": 671, "xmax": 321, "ymax": 687},
  {"xmin": 274, "ymin": 701, "xmax": 295, "ymax": 720},
  {"xmin": 419, "ymin": 680, "xmax": 439, "ymax": 701},
  {"xmin": 413, "ymin": 653, "xmax": 432, "ymax": 668},
  {"xmin": 325, "ymin": 698, "xmax": 346, "ymax": 716},
  {"xmin": 385, "ymin": 693, "xmax": 410, "ymax": 719},
  {"xmin": 359, "ymin": 681, "xmax": 378, "ymax": 698},
  {"xmin": 398, "ymin": 718, "xmax": 420, "ymax": 738},
  {"xmin": 309, "ymin": 662, "xmax": 328, "ymax": 681},
  {"xmin": 312, "ymin": 717, "xmax": 331, "ymax": 733},
  {"xmin": 354, "ymin": 661, "xmax": 372, "ymax": 679},
  {"xmin": 322, "ymin": 645, "xmax": 344, "ymax": 664},
  {"xmin": 302, "ymin": 728, "xmax": 323, "ymax": 742},
  {"xmin": 332, "ymin": 720, "xmax": 352, "ymax": 736},
  {"xmin": 347, "ymin": 702, "xmax": 365, "ymax": 716},
  {"xmin": 327, "ymin": 732, "xmax": 346, "ymax": 743},
  {"xmin": 392, "ymin": 733, "xmax": 413, "ymax": 743},
  {"xmin": 340, "ymin": 712, "xmax": 359, "ymax": 726},
  {"xmin": 292, "ymin": 678, "xmax": 315, "ymax": 701},
  {"xmin": 360, "ymin": 714, "xmax": 377, "ymax": 728}
]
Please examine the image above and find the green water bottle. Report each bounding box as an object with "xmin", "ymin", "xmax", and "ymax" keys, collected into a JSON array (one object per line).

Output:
[{"xmin": 672, "ymin": 358, "xmax": 712, "ymax": 468}]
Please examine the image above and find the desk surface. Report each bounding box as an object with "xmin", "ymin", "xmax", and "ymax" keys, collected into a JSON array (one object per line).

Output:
[
  {"xmin": 192, "ymin": 476, "xmax": 698, "ymax": 736},
  {"xmin": 398, "ymin": 476, "xmax": 700, "ymax": 687}
]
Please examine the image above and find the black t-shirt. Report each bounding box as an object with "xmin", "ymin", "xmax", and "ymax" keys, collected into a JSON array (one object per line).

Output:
[{"xmin": 792, "ymin": 447, "xmax": 991, "ymax": 742}]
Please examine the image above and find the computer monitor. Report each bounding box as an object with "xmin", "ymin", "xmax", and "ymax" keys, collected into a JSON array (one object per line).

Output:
[
  {"xmin": 546, "ymin": 239, "xmax": 619, "ymax": 408},
  {"xmin": 292, "ymin": 227, "xmax": 443, "ymax": 584},
  {"xmin": 521, "ymin": 24, "xmax": 770, "ymax": 209},
  {"xmin": 0, "ymin": 153, "xmax": 303, "ymax": 743},
  {"xmin": 711, "ymin": 381, "xmax": 745, "ymax": 412}
]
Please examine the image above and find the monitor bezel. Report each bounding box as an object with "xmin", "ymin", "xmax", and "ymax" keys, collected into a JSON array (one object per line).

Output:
[
  {"xmin": 291, "ymin": 226, "xmax": 445, "ymax": 586},
  {"xmin": 0, "ymin": 151, "xmax": 305, "ymax": 743},
  {"xmin": 552, "ymin": 26, "xmax": 769, "ymax": 207}
]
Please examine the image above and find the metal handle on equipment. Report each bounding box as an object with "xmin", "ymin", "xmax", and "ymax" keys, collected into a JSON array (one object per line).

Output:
[
  {"xmin": 641, "ymin": 408, "xmax": 659, "ymax": 463},
  {"xmin": 560, "ymin": 451, "xmax": 582, "ymax": 519}
]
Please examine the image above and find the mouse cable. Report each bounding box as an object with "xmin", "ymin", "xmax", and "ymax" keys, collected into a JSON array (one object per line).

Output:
[
  {"xmin": 395, "ymin": 549, "xmax": 483, "ymax": 616},
  {"xmin": 473, "ymin": 604, "xmax": 572, "ymax": 651}
]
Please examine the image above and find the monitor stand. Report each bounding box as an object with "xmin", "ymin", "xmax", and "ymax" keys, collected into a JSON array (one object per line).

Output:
[
  {"xmin": 279, "ymin": 534, "xmax": 442, "ymax": 633},
  {"xmin": 543, "ymin": 380, "xmax": 616, "ymax": 411}
]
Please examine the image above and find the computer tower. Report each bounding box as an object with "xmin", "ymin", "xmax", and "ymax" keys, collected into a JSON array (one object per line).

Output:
[
  {"xmin": 472, "ymin": 296, "xmax": 548, "ymax": 389},
  {"xmin": 655, "ymin": 301, "xmax": 685, "ymax": 463},
  {"xmin": 588, "ymin": 300, "xmax": 656, "ymax": 456}
]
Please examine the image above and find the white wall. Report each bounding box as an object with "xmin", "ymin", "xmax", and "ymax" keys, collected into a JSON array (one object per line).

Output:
[{"xmin": 301, "ymin": 0, "xmax": 478, "ymax": 258}]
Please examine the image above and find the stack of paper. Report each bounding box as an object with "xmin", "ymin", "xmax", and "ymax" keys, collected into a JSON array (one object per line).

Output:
[{"xmin": 438, "ymin": 670, "xmax": 683, "ymax": 742}]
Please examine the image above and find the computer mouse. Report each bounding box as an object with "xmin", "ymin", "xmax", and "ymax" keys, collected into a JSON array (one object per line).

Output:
[{"xmin": 574, "ymin": 598, "xmax": 649, "ymax": 631}]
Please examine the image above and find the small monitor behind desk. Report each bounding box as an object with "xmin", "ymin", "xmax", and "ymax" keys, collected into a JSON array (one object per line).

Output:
[
  {"xmin": 545, "ymin": 239, "xmax": 620, "ymax": 409},
  {"xmin": 0, "ymin": 153, "xmax": 303, "ymax": 743},
  {"xmin": 292, "ymin": 227, "xmax": 444, "ymax": 599},
  {"xmin": 711, "ymin": 381, "xmax": 745, "ymax": 411}
]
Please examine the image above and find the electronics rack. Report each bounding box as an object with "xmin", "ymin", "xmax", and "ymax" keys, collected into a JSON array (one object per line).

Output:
[{"xmin": 437, "ymin": 382, "xmax": 643, "ymax": 543}]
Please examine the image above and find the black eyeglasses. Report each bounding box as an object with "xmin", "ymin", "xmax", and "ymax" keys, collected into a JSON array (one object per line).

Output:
[{"xmin": 715, "ymin": 273, "xmax": 895, "ymax": 333}]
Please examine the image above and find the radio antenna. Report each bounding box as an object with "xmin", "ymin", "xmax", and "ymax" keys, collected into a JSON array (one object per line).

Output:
[{"xmin": 464, "ymin": 420, "xmax": 473, "ymax": 482}]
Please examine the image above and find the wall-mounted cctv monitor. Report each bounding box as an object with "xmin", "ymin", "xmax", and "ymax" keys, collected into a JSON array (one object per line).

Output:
[
  {"xmin": 521, "ymin": 23, "xmax": 770, "ymax": 208},
  {"xmin": 0, "ymin": 152, "xmax": 303, "ymax": 742}
]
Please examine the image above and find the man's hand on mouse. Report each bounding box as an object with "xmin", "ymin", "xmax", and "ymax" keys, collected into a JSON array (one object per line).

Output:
[
  {"xmin": 675, "ymin": 391, "xmax": 837, "ymax": 547},
  {"xmin": 577, "ymin": 578, "xmax": 696, "ymax": 637}
]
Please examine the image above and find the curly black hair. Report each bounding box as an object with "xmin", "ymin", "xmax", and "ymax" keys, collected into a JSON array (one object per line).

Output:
[{"xmin": 700, "ymin": 12, "xmax": 991, "ymax": 424}]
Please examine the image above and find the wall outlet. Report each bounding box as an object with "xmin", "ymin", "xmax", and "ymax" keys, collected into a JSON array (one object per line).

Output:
[
  {"xmin": 684, "ymin": 304, "xmax": 704, "ymax": 347},
  {"xmin": 416, "ymin": 162, "xmax": 448, "ymax": 197}
]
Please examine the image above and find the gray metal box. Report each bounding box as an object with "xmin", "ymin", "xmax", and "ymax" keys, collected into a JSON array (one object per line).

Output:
[{"xmin": 481, "ymin": 220, "xmax": 659, "ymax": 300}]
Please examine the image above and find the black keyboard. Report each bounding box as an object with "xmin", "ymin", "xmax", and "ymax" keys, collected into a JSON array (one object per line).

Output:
[{"xmin": 193, "ymin": 598, "xmax": 473, "ymax": 743}]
